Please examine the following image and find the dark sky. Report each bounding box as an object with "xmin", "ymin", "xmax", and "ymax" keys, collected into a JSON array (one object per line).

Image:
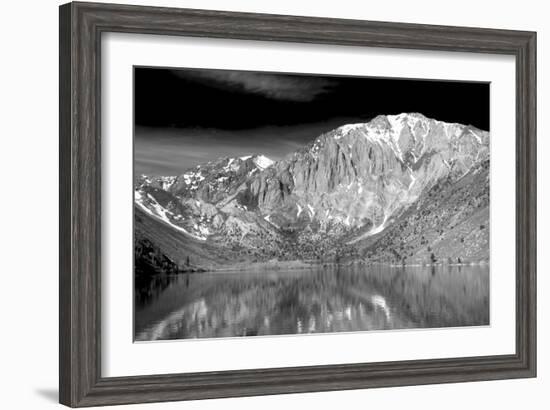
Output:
[{"xmin": 134, "ymin": 67, "xmax": 489, "ymax": 176}]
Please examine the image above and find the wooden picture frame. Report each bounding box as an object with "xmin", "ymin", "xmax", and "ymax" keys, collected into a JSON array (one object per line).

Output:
[{"xmin": 59, "ymin": 1, "xmax": 536, "ymax": 407}]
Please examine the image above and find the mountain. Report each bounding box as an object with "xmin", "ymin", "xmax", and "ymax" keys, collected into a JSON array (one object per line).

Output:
[{"xmin": 135, "ymin": 113, "xmax": 489, "ymax": 269}]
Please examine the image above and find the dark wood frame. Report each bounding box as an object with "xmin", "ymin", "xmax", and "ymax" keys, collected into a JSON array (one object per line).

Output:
[{"xmin": 59, "ymin": 1, "xmax": 537, "ymax": 407}]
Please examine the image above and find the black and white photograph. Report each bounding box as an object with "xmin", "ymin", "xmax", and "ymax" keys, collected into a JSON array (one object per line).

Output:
[{"xmin": 133, "ymin": 66, "xmax": 490, "ymax": 341}]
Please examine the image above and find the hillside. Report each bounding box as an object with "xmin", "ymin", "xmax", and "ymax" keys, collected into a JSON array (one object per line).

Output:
[{"xmin": 351, "ymin": 159, "xmax": 489, "ymax": 264}]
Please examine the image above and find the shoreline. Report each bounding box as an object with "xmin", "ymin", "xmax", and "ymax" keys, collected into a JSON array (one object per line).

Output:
[{"xmin": 183, "ymin": 258, "xmax": 490, "ymax": 274}]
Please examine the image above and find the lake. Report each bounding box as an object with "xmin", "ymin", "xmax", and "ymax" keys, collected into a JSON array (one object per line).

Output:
[{"xmin": 134, "ymin": 264, "xmax": 489, "ymax": 341}]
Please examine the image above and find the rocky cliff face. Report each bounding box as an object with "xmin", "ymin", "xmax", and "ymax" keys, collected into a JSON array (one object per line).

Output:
[{"xmin": 135, "ymin": 113, "xmax": 489, "ymax": 266}]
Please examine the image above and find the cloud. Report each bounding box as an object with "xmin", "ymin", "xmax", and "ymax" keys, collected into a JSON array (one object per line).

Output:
[
  {"xmin": 134, "ymin": 121, "xmax": 340, "ymax": 176},
  {"xmin": 170, "ymin": 69, "xmax": 335, "ymax": 102}
]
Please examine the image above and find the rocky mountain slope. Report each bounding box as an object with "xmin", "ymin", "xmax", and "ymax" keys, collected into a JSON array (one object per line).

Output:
[{"xmin": 135, "ymin": 113, "xmax": 490, "ymax": 269}]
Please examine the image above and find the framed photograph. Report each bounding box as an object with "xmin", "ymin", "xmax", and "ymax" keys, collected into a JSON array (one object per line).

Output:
[{"xmin": 59, "ymin": 1, "xmax": 536, "ymax": 407}]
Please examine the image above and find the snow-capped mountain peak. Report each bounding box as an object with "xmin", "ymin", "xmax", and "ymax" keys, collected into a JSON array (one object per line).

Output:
[
  {"xmin": 253, "ymin": 154, "xmax": 274, "ymax": 170},
  {"xmin": 237, "ymin": 154, "xmax": 274, "ymax": 170}
]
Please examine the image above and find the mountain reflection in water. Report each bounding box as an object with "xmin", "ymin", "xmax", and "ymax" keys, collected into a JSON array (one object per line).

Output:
[{"xmin": 134, "ymin": 264, "xmax": 489, "ymax": 341}]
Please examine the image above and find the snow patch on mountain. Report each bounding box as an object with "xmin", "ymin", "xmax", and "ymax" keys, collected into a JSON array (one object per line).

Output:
[
  {"xmin": 387, "ymin": 114, "xmax": 406, "ymax": 140},
  {"xmin": 135, "ymin": 191, "xmax": 207, "ymax": 241},
  {"xmin": 264, "ymin": 214, "xmax": 280, "ymax": 229},
  {"xmin": 336, "ymin": 123, "xmax": 363, "ymax": 138},
  {"xmin": 344, "ymin": 215, "xmax": 351, "ymax": 226},
  {"xmin": 159, "ymin": 176, "xmax": 176, "ymax": 190},
  {"xmin": 408, "ymin": 167, "xmax": 416, "ymax": 189},
  {"xmin": 223, "ymin": 158, "xmax": 239, "ymax": 172},
  {"xmin": 307, "ymin": 204, "xmax": 315, "ymax": 218},
  {"xmin": 347, "ymin": 213, "xmax": 389, "ymax": 244},
  {"xmin": 469, "ymin": 129, "xmax": 482, "ymax": 144},
  {"xmin": 253, "ymin": 155, "xmax": 274, "ymax": 170}
]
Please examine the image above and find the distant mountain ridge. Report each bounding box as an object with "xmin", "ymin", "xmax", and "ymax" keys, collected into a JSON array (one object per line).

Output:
[{"xmin": 135, "ymin": 113, "xmax": 489, "ymax": 268}]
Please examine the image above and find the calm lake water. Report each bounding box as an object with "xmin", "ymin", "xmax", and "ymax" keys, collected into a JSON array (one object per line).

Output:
[{"xmin": 134, "ymin": 264, "xmax": 489, "ymax": 341}]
